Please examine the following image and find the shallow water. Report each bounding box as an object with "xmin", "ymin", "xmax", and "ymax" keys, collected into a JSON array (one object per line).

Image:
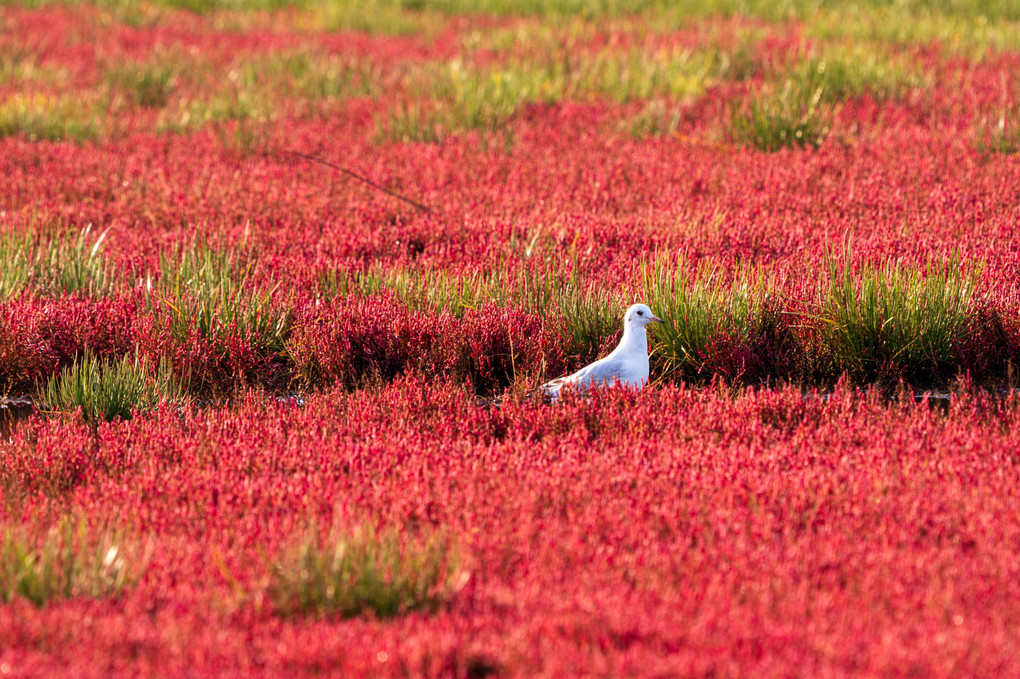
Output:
[{"xmin": 0, "ymin": 397, "xmax": 34, "ymax": 440}]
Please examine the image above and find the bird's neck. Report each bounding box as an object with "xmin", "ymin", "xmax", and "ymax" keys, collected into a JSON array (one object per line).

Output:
[{"xmin": 613, "ymin": 324, "xmax": 648, "ymax": 357}]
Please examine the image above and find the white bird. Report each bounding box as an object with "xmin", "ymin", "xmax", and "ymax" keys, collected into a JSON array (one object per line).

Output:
[{"xmin": 537, "ymin": 303, "xmax": 664, "ymax": 402}]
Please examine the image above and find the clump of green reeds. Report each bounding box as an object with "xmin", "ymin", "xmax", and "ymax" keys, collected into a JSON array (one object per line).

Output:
[
  {"xmin": 42, "ymin": 351, "xmax": 187, "ymax": 422},
  {"xmin": 505, "ymin": 265, "xmax": 621, "ymax": 360},
  {"xmin": 553, "ymin": 283, "xmax": 621, "ymax": 359},
  {"xmin": 106, "ymin": 61, "xmax": 177, "ymax": 108},
  {"xmin": 730, "ymin": 79, "xmax": 836, "ymax": 151},
  {"xmin": 384, "ymin": 264, "xmax": 619, "ymax": 356},
  {"xmin": 0, "ymin": 230, "xmax": 33, "ymax": 299},
  {"xmin": 0, "ymin": 519, "xmax": 148, "ymax": 606},
  {"xmin": 374, "ymin": 267, "xmax": 496, "ymax": 317},
  {"xmin": 269, "ymin": 523, "xmax": 466, "ymax": 620},
  {"xmin": 626, "ymin": 99, "xmax": 685, "ymax": 138},
  {"xmin": 388, "ymin": 59, "xmax": 538, "ymax": 139},
  {"xmin": 315, "ymin": 267, "xmax": 387, "ymax": 300},
  {"xmin": 37, "ymin": 225, "xmax": 113, "ymax": 296},
  {"xmin": 817, "ymin": 251, "xmax": 977, "ymax": 382},
  {"xmin": 643, "ymin": 258, "xmax": 779, "ymax": 381},
  {"xmin": 151, "ymin": 243, "xmax": 291, "ymax": 356},
  {"xmin": 974, "ymin": 107, "xmax": 1020, "ymax": 154},
  {"xmin": 0, "ymin": 224, "xmax": 113, "ymax": 298}
]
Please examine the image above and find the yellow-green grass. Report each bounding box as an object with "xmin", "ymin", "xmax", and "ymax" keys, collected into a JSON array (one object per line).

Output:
[
  {"xmin": 0, "ymin": 51, "xmax": 70, "ymax": 88},
  {"xmin": 1, "ymin": 519, "xmax": 149, "ymax": 606},
  {"xmin": 729, "ymin": 78, "xmax": 836, "ymax": 151},
  {"xmin": 105, "ymin": 59, "xmax": 179, "ymax": 109},
  {"xmin": 269, "ymin": 523, "xmax": 466, "ymax": 619},
  {"xmin": 4, "ymin": 0, "xmax": 1019, "ymax": 51},
  {"xmin": 804, "ymin": 5, "xmax": 1020, "ymax": 56},
  {"xmin": 974, "ymin": 104, "xmax": 1020, "ymax": 154},
  {"xmin": 0, "ymin": 93, "xmax": 102, "ymax": 143},
  {"xmin": 791, "ymin": 43, "xmax": 929, "ymax": 103},
  {"xmin": 382, "ymin": 44, "xmax": 750, "ymax": 141},
  {"xmin": 3, "ymin": 3, "xmax": 1000, "ymax": 149},
  {"xmin": 40, "ymin": 0, "xmax": 1020, "ymax": 23}
]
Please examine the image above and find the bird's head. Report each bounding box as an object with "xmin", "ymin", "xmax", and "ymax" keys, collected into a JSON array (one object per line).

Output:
[{"xmin": 625, "ymin": 303, "xmax": 664, "ymax": 329}]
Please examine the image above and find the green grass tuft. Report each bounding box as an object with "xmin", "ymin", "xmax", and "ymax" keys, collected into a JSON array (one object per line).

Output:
[
  {"xmin": 36, "ymin": 225, "xmax": 114, "ymax": 297},
  {"xmin": 43, "ymin": 351, "xmax": 188, "ymax": 422},
  {"xmin": 0, "ymin": 50, "xmax": 69, "ymax": 88},
  {"xmin": 974, "ymin": 106, "xmax": 1020, "ymax": 154},
  {"xmin": 626, "ymin": 99, "xmax": 685, "ymax": 138},
  {"xmin": 379, "ymin": 267, "xmax": 495, "ymax": 317},
  {"xmin": 269, "ymin": 523, "xmax": 466, "ymax": 619},
  {"xmin": 0, "ymin": 93, "xmax": 100, "ymax": 143},
  {"xmin": 319, "ymin": 262, "xmax": 621, "ymax": 360},
  {"xmin": 106, "ymin": 61, "xmax": 178, "ymax": 109},
  {"xmin": 0, "ymin": 230, "xmax": 34, "ymax": 299},
  {"xmin": 818, "ymin": 251, "xmax": 976, "ymax": 382},
  {"xmin": 257, "ymin": 51, "xmax": 384, "ymax": 101},
  {"xmin": 0, "ymin": 225, "xmax": 114, "ymax": 298},
  {"xmin": 643, "ymin": 259, "xmax": 772, "ymax": 380},
  {"xmin": 729, "ymin": 79, "xmax": 836, "ymax": 151},
  {"xmin": 0, "ymin": 519, "xmax": 148, "ymax": 606},
  {"xmin": 152, "ymin": 243, "xmax": 291, "ymax": 356},
  {"xmin": 551, "ymin": 283, "xmax": 620, "ymax": 360}
]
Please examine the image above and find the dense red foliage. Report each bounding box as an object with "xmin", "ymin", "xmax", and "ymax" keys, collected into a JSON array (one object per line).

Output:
[
  {"xmin": 4, "ymin": 380, "xmax": 1020, "ymax": 676},
  {"xmin": 2, "ymin": 6, "xmax": 1018, "ymax": 279},
  {"xmin": 289, "ymin": 294, "xmax": 568, "ymax": 392},
  {"xmin": 3, "ymin": 3, "xmax": 1020, "ymax": 676}
]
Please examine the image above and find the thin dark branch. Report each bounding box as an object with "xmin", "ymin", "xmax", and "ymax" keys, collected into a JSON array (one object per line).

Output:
[{"xmin": 282, "ymin": 149, "xmax": 434, "ymax": 215}]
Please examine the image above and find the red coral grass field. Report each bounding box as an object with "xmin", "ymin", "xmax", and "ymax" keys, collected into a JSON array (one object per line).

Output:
[{"xmin": 2, "ymin": 0, "xmax": 1020, "ymax": 676}]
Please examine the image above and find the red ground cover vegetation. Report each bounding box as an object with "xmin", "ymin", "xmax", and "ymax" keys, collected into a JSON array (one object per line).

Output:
[
  {"xmin": 3, "ymin": 2, "xmax": 1020, "ymax": 676},
  {"xmin": 4, "ymin": 380, "xmax": 1020, "ymax": 676}
]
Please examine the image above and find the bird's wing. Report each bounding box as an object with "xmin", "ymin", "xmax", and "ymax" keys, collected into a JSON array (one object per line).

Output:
[
  {"xmin": 539, "ymin": 357, "xmax": 622, "ymax": 396},
  {"xmin": 568, "ymin": 357, "xmax": 623, "ymax": 387}
]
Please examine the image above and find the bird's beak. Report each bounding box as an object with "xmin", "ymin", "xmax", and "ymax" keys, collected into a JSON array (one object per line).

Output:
[{"xmin": 650, "ymin": 315, "xmax": 664, "ymax": 324}]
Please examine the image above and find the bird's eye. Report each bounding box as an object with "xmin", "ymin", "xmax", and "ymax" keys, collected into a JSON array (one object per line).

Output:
[{"xmin": 637, "ymin": 310, "xmax": 643, "ymax": 316}]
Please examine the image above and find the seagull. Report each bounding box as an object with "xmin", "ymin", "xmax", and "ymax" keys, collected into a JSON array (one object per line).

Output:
[{"xmin": 536, "ymin": 303, "xmax": 664, "ymax": 402}]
